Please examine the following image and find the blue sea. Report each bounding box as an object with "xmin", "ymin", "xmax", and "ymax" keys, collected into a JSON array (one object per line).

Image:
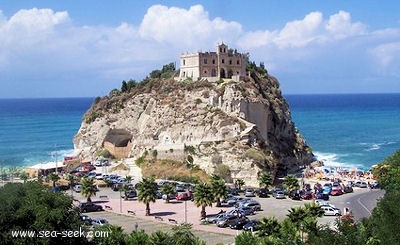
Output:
[{"xmin": 0, "ymin": 94, "xmax": 399, "ymax": 169}]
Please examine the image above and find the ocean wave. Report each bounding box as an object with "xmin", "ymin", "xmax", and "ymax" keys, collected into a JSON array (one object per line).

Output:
[
  {"xmin": 313, "ymin": 152, "xmax": 363, "ymax": 169},
  {"xmin": 361, "ymin": 141, "xmax": 396, "ymax": 152}
]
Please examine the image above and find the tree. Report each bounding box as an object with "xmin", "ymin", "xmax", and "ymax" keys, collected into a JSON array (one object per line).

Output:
[
  {"xmin": 48, "ymin": 173, "xmax": 60, "ymax": 187},
  {"xmin": 287, "ymin": 206, "xmax": 308, "ymax": 231},
  {"xmin": 258, "ymin": 172, "xmax": 273, "ymax": 189},
  {"xmin": 170, "ymin": 223, "xmax": 206, "ymax": 245},
  {"xmin": 92, "ymin": 225, "xmax": 126, "ymax": 245},
  {"xmin": 67, "ymin": 174, "xmax": 76, "ymax": 193},
  {"xmin": 136, "ymin": 177, "xmax": 158, "ymax": 216},
  {"xmin": 125, "ymin": 230, "xmax": 150, "ymax": 244},
  {"xmin": 125, "ymin": 175, "xmax": 132, "ymax": 184},
  {"xmin": 193, "ymin": 183, "xmax": 214, "ymax": 219},
  {"xmin": 257, "ymin": 216, "xmax": 281, "ymax": 237},
  {"xmin": 210, "ymin": 175, "xmax": 227, "ymax": 207},
  {"xmin": 19, "ymin": 172, "xmax": 29, "ymax": 183},
  {"xmin": 81, "ymin": 177, "xmax": 97, "ymax": 202},
  {"xmin": 235, "ymin": 232, "xmax": 260, "ymax": 245},
  {"xmin": 121, "ymin": 80, "xmax": 128, "ymax": 93},
  {"xmin": 235, "ymin": 179, "xmax": 245, "ymax": 191},
  {"xmin": 160, "ymin": 184, "xmax": 175, "ymax": 203},
  {"xmin": 0, "ymin": 182, "xmax": 87, "ymax": 244},
  {"xmin": 149, "ymin": 230, "xmax": 171, "ymax": 245},
  {"xmin": 283, "ymin": 174, "xmax": 300, "ymax": 191}
]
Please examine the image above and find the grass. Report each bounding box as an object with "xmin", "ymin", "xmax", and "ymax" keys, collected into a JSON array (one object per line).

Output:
[{"xmin": 140, "ymin": 159, "xmax": 210, "ymax": 183}]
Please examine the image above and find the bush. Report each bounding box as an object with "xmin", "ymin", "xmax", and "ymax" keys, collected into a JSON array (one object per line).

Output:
[{"xmin": 244, "ymin": 148, "xmax": 266, "ymax": 164}]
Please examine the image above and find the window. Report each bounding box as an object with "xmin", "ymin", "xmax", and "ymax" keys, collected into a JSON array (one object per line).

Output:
[
  {"xmin": 229, "ymin": 60, "xmax": 232, "ymax": 65},
  {"xmin": 222, "ymin": 59, "xmax": 225, "ymax": 64},
  {"xmin": 212, "ymin": 59, "xmax": 215, "ymax": 64},
  {"xmin": 237, "ymin": 60, "xmax": 240, "ymax": 65},
  {"xmin": 183, "ymin": 59, "xmax": 186, "ymax": 65},
  {"xmin": 204, "ymin": 59, "xmax": 207, "ymax": 64}
]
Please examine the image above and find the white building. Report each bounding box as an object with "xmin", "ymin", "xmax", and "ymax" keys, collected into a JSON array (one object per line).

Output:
[{"xmin": 179, "ymin": 43, "xmax": 247, "ymax": 82}]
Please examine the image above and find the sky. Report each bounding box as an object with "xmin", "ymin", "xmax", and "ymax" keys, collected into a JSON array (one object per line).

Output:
[{"xmin": 0, "ymin": 0, "xmax": 399, "ymax": 98}]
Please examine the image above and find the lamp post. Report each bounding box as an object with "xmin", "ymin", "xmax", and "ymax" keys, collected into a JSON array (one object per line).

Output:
[
  {"xmin": 119, "ymin": 188, "xmax": 122, "ymax": 213},
  {"xmin": 184, "ymin": 200, "xmax": 187, "ymax": 223},
  {"xmin": 55, "ymin": 144, "xmax": 58, "ymax": 175}
]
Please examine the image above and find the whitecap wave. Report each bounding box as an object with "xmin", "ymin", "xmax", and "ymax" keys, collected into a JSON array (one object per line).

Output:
[
  {"xmin": 362, "ymin": 141, "xmax": 396, "ymax": 152},
  {"xmin": 313, "ymin": 151, "xmax": 363, "ymax": 169}
]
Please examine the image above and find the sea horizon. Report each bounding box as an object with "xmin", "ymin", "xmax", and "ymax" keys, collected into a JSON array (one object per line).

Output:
[{"xmin": 0, "ymin": 93, "xmax": 399, "ymax": 170}]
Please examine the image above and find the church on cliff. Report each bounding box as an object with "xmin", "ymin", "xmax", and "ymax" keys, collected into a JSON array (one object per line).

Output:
[{"xmin": 178, "ymin": 43, "xmax": 247, "ymax": 82}]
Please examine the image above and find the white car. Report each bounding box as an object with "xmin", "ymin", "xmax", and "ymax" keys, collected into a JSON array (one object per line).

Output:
[
  {"xmin": 91, "ymin": 218, "xmax": 109, "ymax": 226},
  {"xmin": 321, "ymin": 206, "xmax": 341, "ymax": 216}
]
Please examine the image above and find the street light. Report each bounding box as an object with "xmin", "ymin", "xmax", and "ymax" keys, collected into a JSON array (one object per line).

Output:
[
  {"xmin": 184, "ymin": 200, "xmax": 187, "ymax": 223},
  {"xmin": 119, "ymin": 188, "xmax": 122, "ymax": 213}
]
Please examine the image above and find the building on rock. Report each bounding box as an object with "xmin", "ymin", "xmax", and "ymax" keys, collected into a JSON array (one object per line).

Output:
[{"xmin": 178, "ymin": 43, "xmax": 247, "ymax": 82}]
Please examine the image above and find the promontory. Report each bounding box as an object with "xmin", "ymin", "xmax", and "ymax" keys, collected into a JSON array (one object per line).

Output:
[{"xmin": 73, "ymin": 43, "xmax": 314, "ymax": 186}]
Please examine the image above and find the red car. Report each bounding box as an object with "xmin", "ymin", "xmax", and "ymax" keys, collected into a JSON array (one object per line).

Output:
[
  {"xmin": 176, "ymin": 192, "xmax": 192, "ymax": 201},
  {"xmin": 301, "ymin": 191, "xmax": 313, "ymax": 200},
  {"xmin": 330, "ymin": 189, "xmax": 343, "ymax": 196}
]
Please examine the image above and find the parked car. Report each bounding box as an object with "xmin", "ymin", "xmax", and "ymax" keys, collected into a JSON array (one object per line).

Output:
[
  {"xmin": 78, "ymin": 202, "xmax": 103, "ymax": 213},
  {"xmin": 343, "ymin": 185, "xmax": 354, "ymax": 193},
  {"xmin": 216, "ymin": 215, "xmax": 240, "ymax": 228},
  {"xmin": 243, "ymin": 220, "xmax": 259, "ymax": 232},
  {"xmin": 258, "ymin": 188, "xmax": 269, "ymax": 198},
  {"xmin": 315, "ymin": 193, "xmax": 329, "ymax": 200},
  {"xmin": 370, "ymin": 181, "xmax": 379, "ymax": 189},
  {"xmin": 229, "ymin": 216, "xmax": 250, "ymax": 229},
  {"xmin": 300, "ymin": 191, "xmax": 313, "ymax": 200},
  {"xmin": 240, "ymin": 200, "xmax": 261, "ymax": 211},
  {"xmin": 355, "ymin": 181, "xmax": 368, "ymax": 188},
  {"xmin": 205, "ymin": 213, "xmax": 229, "ymax": 223},
  {"xmin": 321, "ymin": 206, "xmax": 341, "ymax": 216},
  {"xmin": 237, "ymin": 206, "xmax": 255, "ymax": 216},
  {"xmin": 274, "ymin": 191, "xmax": 285, "ymax": 199},
  {"xmin": 330, "ymin": 189, "xmax": 343, "ymax": 196},
  {"xmin": 244, "ymin": 188, "xmax": 256, "ymax": 197},
  {"xmin": 91, "ymin": 218, "xmax": 109, "ymax": 227},
  {"xmin": 79, "ymin": 214, "xmax": 92, "ymax": 225},
  {"xmin": 121, "ymin": 190, "xmax": 137, "ymax": 199},
  {"xmin": 176, "ymin": 192, "xmax": 192, "ymax": 201}
]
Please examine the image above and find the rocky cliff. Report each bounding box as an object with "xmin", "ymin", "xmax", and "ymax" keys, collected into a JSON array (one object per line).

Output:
[{"xmin": 73, "ymin": 72, "xmax": 314, "ymax": 186}]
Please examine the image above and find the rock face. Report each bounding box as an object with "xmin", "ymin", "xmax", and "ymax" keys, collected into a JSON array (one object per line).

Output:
[{"xmin": 73, "ymin": 73, "xmax": 314, "ymax": 186}]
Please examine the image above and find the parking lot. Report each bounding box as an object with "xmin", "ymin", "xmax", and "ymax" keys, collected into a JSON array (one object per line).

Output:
[{"xmin": 73, "ymin": 185, "xmax": 376, "ymax": 242}]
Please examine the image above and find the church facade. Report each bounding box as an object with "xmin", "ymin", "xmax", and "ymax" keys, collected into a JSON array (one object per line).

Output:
[{"xmin": 178, "ymin": 43, "xmax": 247, "ymax": 82}]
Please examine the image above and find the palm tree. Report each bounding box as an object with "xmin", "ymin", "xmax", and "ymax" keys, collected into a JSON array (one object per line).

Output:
[
  {"xmin": 193, "ymin": 183, "xmax": 214, "ymax": 220},
  {"xmin": 48, "ymin": 173, "xmax": 60, "ymax": 188},
  {"xmin": 235, "ymin": 179, "xmax": 245, "ymax": 191},
  {"xmin": 283, "ymin": 174, "xmax": 300, "ymax": 192},
  {"xmin": 81, "ymin": 177, "xmax": 97, "ymax": 202},
  {"xmin": 125, "ymin": 175, "xmax": 132, "ymax": 184},
  {"xmin": 137, "ymin": 177, "xmax": 158, "ymax": 216},
  {"xmin": 67, "ymin": 174, "xmax": 75, "ymax": 188},
  {"xmin": 258, "ymin": 172, "xmax": 273, "ymax": 189},
  {"xmin": 257, "ymin": 216, "xmax": 281, "ymax": 237},
  {"xmin": 160, "ymin": 184, "xmax": 175, "ymax": 203},
  {"xmin": 19, "ymin": 172, "xmax": 29, "ymax": 183},
  {"xmin": 210, "ymin": 175, "xmax": 227, "ymax": 207},
  {"xmin": 287, "ymin": 206, "xmax": 307, "ymax": 231}
]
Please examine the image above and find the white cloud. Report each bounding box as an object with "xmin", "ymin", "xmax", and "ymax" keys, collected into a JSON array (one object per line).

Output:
[
  {"xmin": 325, "ymin": 10, "xmax": 366, "ymax": 39},
  {"xmin": 0, "ymin": 5, "xmax": 399, "ymax": 97},
  {"xmin": 275, "ymin": 11, "xmax": 324, "ymax": 48},
  {"xmin": 138, "ymin": 4, "xmax": 242, "ymax": 48}
]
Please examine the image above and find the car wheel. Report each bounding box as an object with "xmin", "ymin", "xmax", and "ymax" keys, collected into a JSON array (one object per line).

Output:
[{"xmin": 335, "ymin": 213, "xmax": 340, "ymax": 216}]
